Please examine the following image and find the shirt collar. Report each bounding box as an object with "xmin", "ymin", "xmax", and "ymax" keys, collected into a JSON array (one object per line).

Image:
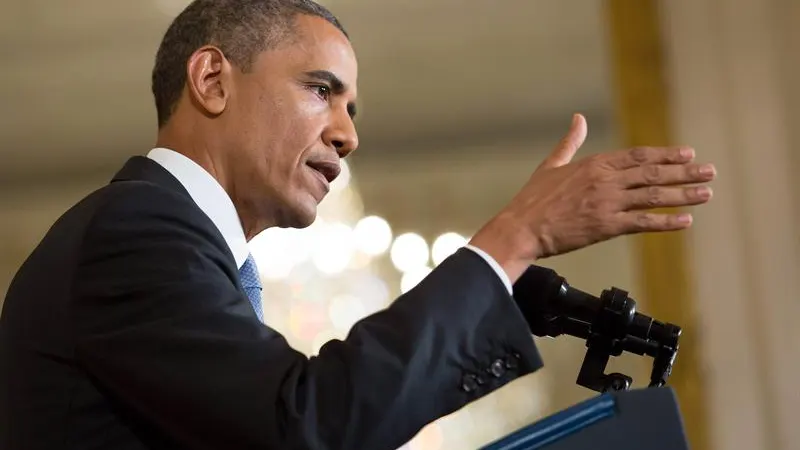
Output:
[{"xmin": 146, "ymin": 148, "xmax": 249, "ymax": 269}]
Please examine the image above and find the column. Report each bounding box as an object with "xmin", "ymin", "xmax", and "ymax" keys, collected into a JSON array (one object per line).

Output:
[
  {"xmin": 603, "ymin": 1, "xmax": 709, "ymax": 449},
  {"xmin": 661, "ymin": 0, "xmax": 800, "ymax": 449}
]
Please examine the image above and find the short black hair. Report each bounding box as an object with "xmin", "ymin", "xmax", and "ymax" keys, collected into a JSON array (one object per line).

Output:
[{"xmin": 151, "ymin": 0, "xmax": 348, "ymax": 128}]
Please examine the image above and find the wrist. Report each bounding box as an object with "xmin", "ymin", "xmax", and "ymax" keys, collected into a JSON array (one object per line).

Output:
[{"xmin": 469, "ymin": 215, "xmax": 541, "ymax": 284}]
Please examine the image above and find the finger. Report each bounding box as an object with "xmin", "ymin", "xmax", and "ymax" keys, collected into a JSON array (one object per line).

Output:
[
  {"xmin": 621, "ymin": 163, "xmax": 717, "ymax": 188},
  {"xmin": 539, "ymin": 113, "xmax": 588, "ymax": 169},
  {"xmin": 624, "ymin": 186, "xmax": 713, "ymax": 211},
  {"xmin": 619, "ymin": 211, "xmax": 694, "ymax": 234},
  {"xmin": 604, "ymin": 146, "xmax": 695, "ymax": 170}
]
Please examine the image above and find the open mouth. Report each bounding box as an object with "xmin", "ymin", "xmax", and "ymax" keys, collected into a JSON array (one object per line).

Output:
[{"xmin": 306, "ymin": 160, "xmax": 341, "ymax": 185}]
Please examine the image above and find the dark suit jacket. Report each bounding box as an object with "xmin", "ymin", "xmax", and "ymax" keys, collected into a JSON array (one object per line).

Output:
[{"xmin": 0, "ymin": 157, "xmax": 543, "ymax": 450}]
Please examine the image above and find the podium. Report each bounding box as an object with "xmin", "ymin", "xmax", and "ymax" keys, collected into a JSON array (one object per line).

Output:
[
  {"xmin": 480, "ymin": 387, "xmax": 689, "ymax": 450},
  {"xmin": 484, "ymin": 265, "xmax": 692, "ymax": 449}
]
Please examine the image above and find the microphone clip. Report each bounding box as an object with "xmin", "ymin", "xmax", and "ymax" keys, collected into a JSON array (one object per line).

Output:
[{"xmin": 575, "ymin": 287, "xmax": 681, "ymax": 393}]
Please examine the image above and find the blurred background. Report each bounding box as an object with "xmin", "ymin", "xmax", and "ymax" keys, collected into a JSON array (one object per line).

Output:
[{"xmin": 0, "ymin": 0, "xmax": 798, "ymax": 449}]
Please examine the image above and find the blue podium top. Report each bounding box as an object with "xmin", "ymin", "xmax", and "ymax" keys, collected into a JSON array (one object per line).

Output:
[{"xmin": 480, "ymin": 393, "xmax": 617, "ymax": 450}]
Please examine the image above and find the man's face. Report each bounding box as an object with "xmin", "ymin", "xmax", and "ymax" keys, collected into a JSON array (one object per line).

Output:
[{"xmin": 222, "ymin": 15, "xmax": 358, "ymax": 234}]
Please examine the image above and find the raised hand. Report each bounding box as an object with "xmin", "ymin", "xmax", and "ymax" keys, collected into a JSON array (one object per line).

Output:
[{"xmin": 470, "ymin": 113, "xmax": 716, "ymax": 283}]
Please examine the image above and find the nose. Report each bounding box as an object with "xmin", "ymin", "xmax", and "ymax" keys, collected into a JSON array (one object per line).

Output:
[{"xmin": 322, "ymin": 112, "xmax": 359, "ymax": 159}]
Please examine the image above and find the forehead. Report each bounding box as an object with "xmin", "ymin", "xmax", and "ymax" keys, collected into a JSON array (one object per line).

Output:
[{"xmin": 257, "ymin": 15, "xmax": 357, "ymax": 91}]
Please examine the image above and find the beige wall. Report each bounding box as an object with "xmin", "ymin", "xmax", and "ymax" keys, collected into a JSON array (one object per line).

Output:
[
  {"xmin": 662, "ymin": 1, "xmax": 800, "ymax": 449},
  {"xmin": 776, "ymin": 1, "xmax": 800, "ymax": 232},
  {"xmin": 0, "ymin": 179, "xmax": 106, "ymax": 299}
]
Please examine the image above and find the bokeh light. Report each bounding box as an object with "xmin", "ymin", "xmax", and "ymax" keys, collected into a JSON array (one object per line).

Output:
[
  {"xmin": 353, "ymin": 215, "xmax": 393, "ymax": 256},
  {"xmin": 328, "ymin": 294, "xmax": 367, "ymax": 331},
  {"xmin": 250, "ymin": 228, "xmax": 298, "ymax": 280},
  {"xmin": 390, "ymin": 233, "xmax": 430, "ymax": 273},
  {"xmin": 288, "ymin": 302, "xmax": 328, "ymax": 342},
  {"xmin": 431, "ymin": 232, "xmax": 468, "ymax": 266},
  {"xmin": 311, "ymin": 222, "xmax": 355, "ymax": 275}
]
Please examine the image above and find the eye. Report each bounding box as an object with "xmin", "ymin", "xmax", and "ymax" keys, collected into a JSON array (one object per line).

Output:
[{"xmin": 310, "ymin": 84, "xmax": 331, "ymax": 101}]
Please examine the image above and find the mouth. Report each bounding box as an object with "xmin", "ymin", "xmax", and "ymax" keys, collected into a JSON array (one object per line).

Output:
[{"xmin": 305, "ymin": 160, "xmax": 341, "ymax": 185}]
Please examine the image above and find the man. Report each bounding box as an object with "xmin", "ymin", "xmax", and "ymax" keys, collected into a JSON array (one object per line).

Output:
[{"xmin": 0, "ymin": 1, "xmax": 716, "ymax": 449}]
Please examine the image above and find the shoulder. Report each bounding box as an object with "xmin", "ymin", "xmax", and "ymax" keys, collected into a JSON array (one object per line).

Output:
[
  {"xmin": 91, "ymin": 179, "xmax": 206, "ymax": 224},
  {"xmin": 76, "ymin": 179, "xmax": 235, "ymax": 274},
  {"xmin": 70, "ymin": 180, "xmax": 245, "ymax": 338},
  {"xmin": 88, "ymin": 180, "xmax": 222, "ymax": 244}
]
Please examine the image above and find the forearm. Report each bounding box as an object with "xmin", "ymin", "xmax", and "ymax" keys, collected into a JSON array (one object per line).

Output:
[{"xmin": 295, "ymin": 248, "xmax": 541, "ymax": 448}]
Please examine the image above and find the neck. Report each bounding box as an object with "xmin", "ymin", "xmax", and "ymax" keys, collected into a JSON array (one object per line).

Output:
[
  {"xmin": 156, "ymin": 121, "xmax": 222, "ymax": 184},
  {"xmin": 155, "ymin": 120, "xmax": 275, "ymax": 240}
]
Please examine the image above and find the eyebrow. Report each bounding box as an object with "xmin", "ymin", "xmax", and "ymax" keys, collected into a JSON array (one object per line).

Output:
[{"xmin": 303, "ymin": 70, "xmax": 357, "ymax": 119}]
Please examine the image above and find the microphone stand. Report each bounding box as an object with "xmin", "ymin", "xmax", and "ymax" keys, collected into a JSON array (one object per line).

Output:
[
  {"xmin": 528, "ymin": 286, "xmax": 681, "ymax": 392},
  {"xmin": 480, "ymin": 274, "xmax": 690, "ymax": 450}
]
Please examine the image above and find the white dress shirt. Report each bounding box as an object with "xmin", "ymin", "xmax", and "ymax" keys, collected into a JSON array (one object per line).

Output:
[{"xmin": 146, "ymin": 148, "xmax": 513, "ymax": 294}]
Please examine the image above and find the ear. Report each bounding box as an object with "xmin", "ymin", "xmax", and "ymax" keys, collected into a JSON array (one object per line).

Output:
[{"xmin": 186, "ymin": 46, "xmax": 231, "ymax": 118}]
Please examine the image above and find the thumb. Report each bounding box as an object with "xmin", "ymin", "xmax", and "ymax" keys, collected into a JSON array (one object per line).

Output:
[{"xmin": 539, "ymin": 113, "xmax": 588, "ymax": 169}]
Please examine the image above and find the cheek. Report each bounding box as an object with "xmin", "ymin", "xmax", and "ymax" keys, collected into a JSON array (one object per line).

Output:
[
  {"xmin": 253, "ymin": 111, "xmax": 314, "ymax": 186},
  {"xmin": 238, "ymin": 91, "xmax": 328, "ymax": 179},
  {"xmin": 292, "ymin": 95, "xmax": 329, "ymax": 131},
  {"xmin": 282, "ymin": 101, "xmax": 330, "ymax": 157}
]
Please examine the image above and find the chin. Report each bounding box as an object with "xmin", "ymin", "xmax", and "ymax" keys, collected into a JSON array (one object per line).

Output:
[
  {"xmin": 277, "ymin": 199, "xmax": 318, "ymax": 229},
  {"xmin": 292, "ymin": 211, "xmax": 317, "ymax": 228}
]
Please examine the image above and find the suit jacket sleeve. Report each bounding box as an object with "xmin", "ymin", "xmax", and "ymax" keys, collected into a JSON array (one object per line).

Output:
[{"xmin": 71, "ymin": 181, "xmax": 544, "ymax": 450}]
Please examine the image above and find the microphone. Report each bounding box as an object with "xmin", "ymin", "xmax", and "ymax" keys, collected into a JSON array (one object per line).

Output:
[
  {"xmin": 514, "ymin": 265, "xmax": 674, "ymax": 344},
  {"xmin": 513, "ymin": 265, "xmax": 681, "ymax": 392}
]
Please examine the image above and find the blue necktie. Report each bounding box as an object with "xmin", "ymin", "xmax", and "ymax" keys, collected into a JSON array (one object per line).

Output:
[{"xmin": 238, "ymin": 253, "xmax": 264, "ymax": 322}]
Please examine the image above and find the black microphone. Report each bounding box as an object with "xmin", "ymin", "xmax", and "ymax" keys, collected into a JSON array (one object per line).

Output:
[
  {"xmin": 512, "ymin": 264, "xmax": 602, "ymax": 334},
  {"xmin": 513, "ymin": 265, "xmax": 682, "ymax": 391},
  {"xmin": 513, "ymin": 265, "xmax": 675, "ymax": 346}
]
